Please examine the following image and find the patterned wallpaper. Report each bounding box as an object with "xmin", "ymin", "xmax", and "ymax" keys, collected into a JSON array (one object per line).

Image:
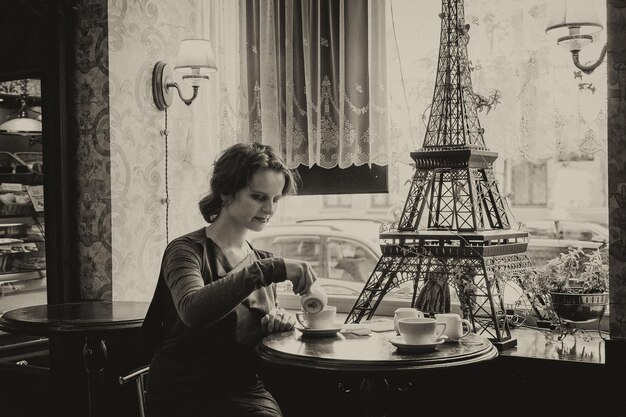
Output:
[
  {"xmin": 70, "ymin": 0, "xmax": 113, "ymax": 300},
  {"xmin": 608, "ymin": 0, "xmax": 626, "ymax": 339},
  {"xmin": 107, "ymin": 0, "xmax": 216, "ymax": 301}
]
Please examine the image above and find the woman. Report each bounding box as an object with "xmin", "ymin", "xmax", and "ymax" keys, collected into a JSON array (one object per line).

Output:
[{"xmin": 142, "ymin": 142, "xmax": 316, "ymax": 417}]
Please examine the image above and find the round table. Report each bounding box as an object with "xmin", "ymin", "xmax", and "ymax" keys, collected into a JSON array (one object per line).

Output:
[
  {"xmin": 0, "ymin": 301, "xmax": 149, "ymax": 417},
  {"xmin": 257, "ymin": 329, "xmax": 498, "ymax": 416}
]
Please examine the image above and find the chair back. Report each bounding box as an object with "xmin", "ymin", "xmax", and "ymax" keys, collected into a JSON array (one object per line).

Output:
[{"xmin": 119, "ymin": 365, "xmax": 150, "ymax": 417}]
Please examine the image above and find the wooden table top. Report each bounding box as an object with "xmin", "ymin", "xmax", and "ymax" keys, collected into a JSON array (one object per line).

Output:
[
  {"xmin": 257, "ymin": 329, "xmax": 498, "ymax": 372},
  {"xmin": 0, "ymin": 301, "xmax": 149, "ymax": 336}
]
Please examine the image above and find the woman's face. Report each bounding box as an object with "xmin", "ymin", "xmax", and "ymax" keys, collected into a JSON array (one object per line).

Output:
[{"xmin": 221, "ymin": 168, "xmax": 286, "ymax": 232}]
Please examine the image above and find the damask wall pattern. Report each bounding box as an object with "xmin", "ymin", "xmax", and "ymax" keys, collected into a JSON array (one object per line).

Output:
[
  {"xmin": 608, "ymin": 0, "xmax": 626, "ymax": 339},
  {"xmin": 69, "ymin": 0, "xmax": 114, "ymax": 300},
  {"xmin": 108, "ymin": 0, "xmax": 216, "ymax": 301}
]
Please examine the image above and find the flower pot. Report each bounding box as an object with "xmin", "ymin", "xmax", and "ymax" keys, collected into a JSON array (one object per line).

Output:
[{"xmin": 549, "ymin": 290, "xmax": 608, "ymax": 323}]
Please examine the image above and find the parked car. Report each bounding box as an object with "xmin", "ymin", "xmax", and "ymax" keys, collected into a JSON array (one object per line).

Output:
[
  {"xmin": 249, "ymin": 224, "xmax": 412, "ymax": 299},
  {"xmin": 257, "ymin": 217, "xmax": 608, "ymax": 312},
  {"xmin": 294, "ymin": 217, "xmax": 391, "ymax": 244},
  {"xmin": 522, "ymin": 220, "xmax": 608, "ymax": 266}
]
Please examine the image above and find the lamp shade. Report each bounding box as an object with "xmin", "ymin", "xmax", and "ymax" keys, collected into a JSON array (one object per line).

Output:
[
  {"xmin": 174, "ymin": 39, "xmax": 218, "ymax": 75},
  {"xmin": 546, "ymin": 0, "xmax": 603, "ymax": 37},
  {"xmin": 0, "ymin": 115, "xmax": 42, "ymax": 135}
]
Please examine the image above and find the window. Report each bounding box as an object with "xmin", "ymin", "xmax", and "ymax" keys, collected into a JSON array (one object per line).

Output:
[
  {"xmin": 252, "ymin": 236, "xmax": 322, "ymax": 277},
  {"xmin": 558, "ymin": 221, "xmax": 607, "ymax": 243},
  {"xmin": 511, "ymin": 161, "xmax": 548, "ymax": 207},
  {"xmin": 249, "ymin": 223, "xmax": 414, "ymax": 315},
  {"xmin": 370, "ymin": 193, "xmax": 391, "ymax": 209},
  {"xmin": 322, "ymin": 195, "xmax": 352, "ymax": 209},
  {"xmin": 524, "ymin": 221, "xmax": 557, "ymax": 239},
  {"xmin": 264, "ymin": 0, "xmax": 608, "ymax": 326},
  {"xmin": 297, "ymin": 164, "xmax": 389, "ymax": 195},
  {"xmin": 327, "ymin": 238, "xmax": 378, "ymax": 283}
]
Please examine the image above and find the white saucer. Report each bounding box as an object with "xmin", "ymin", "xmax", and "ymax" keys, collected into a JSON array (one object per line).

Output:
[
  {"xmin": 444, "ymin": 336, "xmax": 467, "ymax": 343},
  {"xmin": 295, "ymin": 324, "xmax": 343, "ymax": 337},
  {"xmin": 389, "ymin": 335, "xmax": 446, "ymax": 352}
]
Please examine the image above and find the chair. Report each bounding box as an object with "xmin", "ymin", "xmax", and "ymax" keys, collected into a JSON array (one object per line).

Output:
[{"xmin": 119, "ymin": 365, "xmax": 150, "ymax": 417}]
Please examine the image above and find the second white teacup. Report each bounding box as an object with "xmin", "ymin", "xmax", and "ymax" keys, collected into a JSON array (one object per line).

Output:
[
  {"xmin": 300, "ymin": 284, "xmax": 328, "ymax": 314},
  {"xmin": 296, "ymin": 306, "xmax": 337, "ymax": 329},
  {"xmin": 393, "ymin": 307, "xmax": 425, "ymax": 335},
  {"xmin": 397, "ymin": 317, "xmax": 446, "ymax": 345},
  {"xmin": 435, "ymin": 313, "xmax": 472, "ymax": 340}
]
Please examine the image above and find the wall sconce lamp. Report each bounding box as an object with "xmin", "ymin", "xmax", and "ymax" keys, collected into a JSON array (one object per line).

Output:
[
  {"xmin": 545, "ymin": 0, "xmax": 607, "ymax": 75},
  {"xmin": 152, "ymin": 39, "xmax": 218, "ymax": 111}
]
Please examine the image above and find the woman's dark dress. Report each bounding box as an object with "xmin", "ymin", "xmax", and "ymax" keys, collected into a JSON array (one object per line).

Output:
[{"xmin": 142, "ymin": 228, "xmax": 287, "ymax": 417}]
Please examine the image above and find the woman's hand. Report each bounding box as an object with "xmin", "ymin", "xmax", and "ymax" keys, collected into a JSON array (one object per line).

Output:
[
  {"xmin": 261, "ymin": 308, "xmax": 295, "ymax": 333},
  {"xmin": 283, "ymin": 259, "xmax": 316, "ymax": 295}
]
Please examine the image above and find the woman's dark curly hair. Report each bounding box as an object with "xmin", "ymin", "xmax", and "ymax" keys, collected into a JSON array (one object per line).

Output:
[{"xmin": 198, "ymin": 142, "xmax": 299, "ymax": 223}]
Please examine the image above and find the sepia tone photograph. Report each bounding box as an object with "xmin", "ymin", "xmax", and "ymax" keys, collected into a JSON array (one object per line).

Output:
[{"xmin": 0, "ymin": 0, "xmax": 624, "ymax": 416}]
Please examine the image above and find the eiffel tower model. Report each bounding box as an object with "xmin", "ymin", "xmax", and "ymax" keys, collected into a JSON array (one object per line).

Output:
[{"xmin": 345, "ymin": 0, "xmax": 537, "ymax": 349}]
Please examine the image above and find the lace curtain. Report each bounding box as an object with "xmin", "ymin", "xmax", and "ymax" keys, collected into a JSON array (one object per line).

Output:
[
  {"xmin": 202, "ymin": 0, "xmax": 389, "ymax": 169},
  {"xmin": 386, "ymin": 0, "xmax": 607, "ymax": 165},
  {"xmin": 203, "ymin": 0, "xmax": 606, "ymax": 170}
]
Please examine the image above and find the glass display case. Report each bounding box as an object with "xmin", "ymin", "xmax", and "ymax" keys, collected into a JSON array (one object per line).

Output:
[{"xmin": 0, "ymin": 79, "xmax": 46, "ymax": 326}]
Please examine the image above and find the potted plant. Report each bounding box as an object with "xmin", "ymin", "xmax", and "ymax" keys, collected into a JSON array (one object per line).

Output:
[{"xmin": 527, "ymin": 246, "xmax": 609, "ymax": 323}]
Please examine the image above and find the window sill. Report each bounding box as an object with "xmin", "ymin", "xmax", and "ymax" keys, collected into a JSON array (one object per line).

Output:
[{"xmin": 499, "ymin": 326, "xmax": 606, "ymax": 364}]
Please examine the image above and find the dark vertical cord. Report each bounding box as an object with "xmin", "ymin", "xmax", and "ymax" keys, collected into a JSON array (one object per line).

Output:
[{"xmin": 164, "ymin": 109, "xmax": 169, "ymax": 244}]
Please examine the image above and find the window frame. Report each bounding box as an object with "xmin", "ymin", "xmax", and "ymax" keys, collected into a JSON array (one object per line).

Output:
[{"xmin": 296, "ymin": 164, "xmax": 388, "ymax": 195}]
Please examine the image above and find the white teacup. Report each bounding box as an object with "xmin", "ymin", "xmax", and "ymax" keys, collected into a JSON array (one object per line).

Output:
[
  {"xmin": 296, "ymin": 306, "xmax": 337, "ymax": 329},
  {"xmin": 300, "ymin": 284, "xmax": 328, "ymax": 314},
  {"xmin": 435, "ymin": 313, "xmax": 472, "ymax": 340},
  {"xmin": 397, "ymin": 317, "xmax": 446, "ymax": 345},
  {"xmin": 393, "ymin": 308, "xmax": 425, "ymax": 335}
]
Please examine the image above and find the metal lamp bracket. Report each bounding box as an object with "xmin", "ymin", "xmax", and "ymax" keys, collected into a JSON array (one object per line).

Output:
[
  {"xmin": 571, "ymin": 44, "xmax": 608, "ymax": 75},
  {"xmin": 152, "ymin": 61, "xmax": 174, "ymax": 111},
  {"xmin": 152, "ymin": 61, "xmax": 200, "ymax": 111}
]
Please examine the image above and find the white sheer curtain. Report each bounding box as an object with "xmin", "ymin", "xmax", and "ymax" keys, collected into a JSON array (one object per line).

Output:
[
  {"xmin": 202, "ymin": 0, "xmax": 606, "ymax": 171},
  {"xmin": 202, "ymin": 0, "xmax": 389, "ymax": 169},
  {"xmin": 201, "ymin": 0, "xmax": 250, "ymax": 152},
  {"xmin": 386, "ymin": 0, "xmax": 607, "ymax": 164}
]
